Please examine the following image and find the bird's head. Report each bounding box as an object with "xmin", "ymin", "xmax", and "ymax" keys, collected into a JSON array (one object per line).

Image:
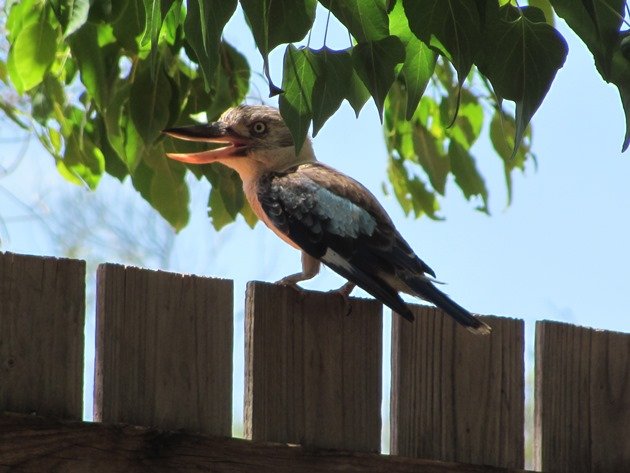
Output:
[{"xmin": 164, "ymin": 105, "xmax": 315, "ymax": 179}]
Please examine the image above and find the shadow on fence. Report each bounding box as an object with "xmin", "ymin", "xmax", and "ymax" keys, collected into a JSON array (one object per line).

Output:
[{"xmin": 1, "ymin": 252, "xmax": 628, "ymax": 472}]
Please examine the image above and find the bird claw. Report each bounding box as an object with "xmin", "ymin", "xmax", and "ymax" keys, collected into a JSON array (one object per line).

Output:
[
  {"xmin": 276, "ymin": 278, "xmax": 303, "ymax": 293},
  {"xmin": 328, "ymin": 282, "xmax": 355, "ymax": 317}
]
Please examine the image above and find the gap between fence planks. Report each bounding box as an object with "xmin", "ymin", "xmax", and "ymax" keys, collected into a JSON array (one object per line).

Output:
[
  {"xmin": 94, "ymin": 263, "xmax": 233, "ymax": 436},
  {"xmin": 391, "ymin": 306, "xmax": 525, "ymax": 469},
  {"xmin": 535, "ymin": 321, "xmax": 630, "ymax": 473},
  {"xmin": 0, "ymin": 252, "xmax": 85, "ymax": 420},
  {"xmin": 244, "ymin": 281, "xmax": 382, "ymax": 452},
  {"xmin": 0, "ymin": 412, "xmax": 541, "ymax": 473}
]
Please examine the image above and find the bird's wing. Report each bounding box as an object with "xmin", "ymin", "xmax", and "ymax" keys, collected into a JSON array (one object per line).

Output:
[
  {"xmin": 257, "ymin": 163, "xmax": 433, "ymax": 320},
  {"xmin": 296, "ymin": 163, "xmax": 435, "ymax": 278}
]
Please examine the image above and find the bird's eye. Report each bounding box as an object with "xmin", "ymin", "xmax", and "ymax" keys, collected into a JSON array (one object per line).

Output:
[{"xmin": 251, "ymin": 121, "xmax": 267, "ymax": 136}]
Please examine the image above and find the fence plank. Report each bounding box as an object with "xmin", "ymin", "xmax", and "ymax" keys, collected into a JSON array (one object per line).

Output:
[
  {"xmin": 94, "ymin": 264, "xmax": 233, "ymax": 435},
  {"xmin": 391, "ymin": 306, "xmax": 524, "ymax": 469},
  {"xmin": 0, "ymin": 252, "xmax": 84, "ymax": 419},
  {"xmin": 0, "ymin": 412, "xmax": 540, "ymax": 473},
  {"xmin": 535, "ymin": 321, "xmax": 630, "ymax": 472},
  {"xmin": 244, "ymin": 281, "xmax": 382, "ymax": 452}
]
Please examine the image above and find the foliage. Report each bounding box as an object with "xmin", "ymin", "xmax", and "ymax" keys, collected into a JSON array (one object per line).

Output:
[{"xmin": 0, "ymin": 0, "xmax": 627, "ymax": 230}]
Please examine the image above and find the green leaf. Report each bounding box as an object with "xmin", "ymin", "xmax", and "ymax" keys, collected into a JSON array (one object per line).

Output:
[
  {"xmin": 58, "ymin": 129, "xmax": 105, "ymax": 189},
  {"xmin": 204, "ymin": 165, "xmax": 246, "ymax": 230},
  {"xmin": 279, "ymin": 45, "xmax": 316, "ymax": 153},
  {"xmin": 88, "ymin": 0, "xmax": 127, "ymax": 22},
  {"xmin": 112, "ymin": 0, "xmax": 145, "ymax": 53},
  {"xmin": 130, "ymin": 63, "xmax": 173, "ymax": 144},
  {"xmin": 549, "ymin": 0, "xmax": 624, "ymax": 78},
  {"xmin": 70, "ymin": 24, "xmax": 119, "ymax": 110},
  {"xmin": 403, "ymin": 0, "xmax": 481, "ymax": 85},
  {"xmin": 528, "ymin": 0, "xmax": 555, "ymax": 25},
  {"xmin": 387, "ymin": 157, "xmax": 413, "ymax": 215},
  {"xmin": 140, "ymin": 0, "xmax": 161, "ymax": 46},
  {"xmin": 412, "ymin": 122, "xmax": 449, "ymax": 195},
  {"xmin": 352, "ymin": 36, "xmax": 405, "ymax": 118},
  {"xmin": 149, "ymin": 149, "xmax": 190, "ymax": 231},
  {"xmin": 310, "ymin": 48, "xmax": 353, "ymax": 136},
  {"xmin": 31, "ymin": 74, "xmax": 66, "ymax": 125},
  {"xmin": 130, "ymin": 159, "xmax": 154, "ymax": 203},
  {"xmin": 206, "ymin": 43, "xmax": 251, "ymax": 121},
  {"xmin": 6, "ymin": 0, "xmax": 40, "ymax": 43},
  {"xmin": 49, "ymin": 0, "xmax": 90, "ymax": 37},
  {"xmin": 242, "ymin": 0, "xmax": 316, "ymax": 53},
  {"xmin": 124, "ymin": 111, "xmax": 146, "ymax": 173},
  {"xmin": 0, "ymin": 99, "xmax": 29, "ymax": 129},
  {"xmin": 442, "ymin": 89, "xmax": 483, "ymax": 150},
  {"xmin": 208, "ymin": 186, "xmax": 233, "ymax": 230},
  {"xmin": 389, "ymin": 0, "xmax": 436, "ymax": 119},
  {"xmin": 319, "ymin": 0, "xmax": 389, "ymax": 42},
  {"xmin": 184, "ymin": 0, "xmax": 237, "ymax": 91},
  {"xmin": 103, "ymin": 80, "xmax": 131, "ymax": 165},
  {"xmin": 219, "ymin": 169, "xmax": 245, "ymax": 218},
  {"xmin": 478, "ymin": 6, "xmax": 567, "ymax": 157},
  {"xmin": 140, "ymin": 0, "xmax": 163, "ymax": 71},
  {"xmin": 449, "ymin": 141, "xmax": 488, "ymax": 212},
  {"xmin": 490, "ymin": 108, "xmax": 532, "ymax": 203},
  {"xmin": 0, "ymin": 60, "xmax": 7, "ymax": 84},
  {"xmin": 240, "ymin": 200, "xmax": 259, "ymax": 228},
  {"xmin": 387, "ymin": 156, "xmax": 439, "ymax": 219},
  {"xmin": 241, "ymin": 0, "xmax": 316, "ymax": 93},
  {"xmin": 159, "ymin": 1, "xmax": 182, "ymax": 46},
  {"xmin": 399, "ymin": 41, "xmax": 436, "ymax": 120},
  {"xmin": 7, "ymin": 17, "xmax": 58, "ymax": 93},
  {"xmin": 345, "ymin": 68, "xmax": 371, "ymax": 116},
  {"xmin": 94, "ymin": 115, "xmax": 129, "ymax": 181}
]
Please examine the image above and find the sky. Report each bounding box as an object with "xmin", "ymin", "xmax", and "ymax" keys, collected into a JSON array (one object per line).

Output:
[{"xmin": 1, "ymin": 4, "xmax": 629, "ymax": 452}]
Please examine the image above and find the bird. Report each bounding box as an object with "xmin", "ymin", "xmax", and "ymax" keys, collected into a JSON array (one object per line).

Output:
[{"xmin": 164, "ymin": 105, "xmax": 491, "ymax": 335}]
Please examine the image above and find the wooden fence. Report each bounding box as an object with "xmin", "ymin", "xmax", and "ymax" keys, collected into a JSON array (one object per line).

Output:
[{"xmin": 0, "ymin": 251, "xmax": 628, "ymax": 472}]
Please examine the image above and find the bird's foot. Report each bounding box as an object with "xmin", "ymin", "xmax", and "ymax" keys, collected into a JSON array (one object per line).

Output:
[
  {"xmin": 328, "ymin": 282, "xmax": 356, "ymax": 317},
  {"xmin": 275, "ymin": 275, "xmax": 304, "ymax": 292}
]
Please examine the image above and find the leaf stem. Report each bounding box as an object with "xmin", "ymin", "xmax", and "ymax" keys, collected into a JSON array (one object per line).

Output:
[{"xmin": 323, "ymin": 7, "xmax": 332, "ymax": 47}]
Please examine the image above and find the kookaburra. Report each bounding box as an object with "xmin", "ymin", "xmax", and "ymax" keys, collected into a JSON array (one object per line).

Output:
[{"xmin": 164, "ymin": 105, "xmax": 490, "ymax": 335}]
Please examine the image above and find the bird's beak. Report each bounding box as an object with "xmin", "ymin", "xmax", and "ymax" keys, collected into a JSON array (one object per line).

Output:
[{"xmin": 163, "ymin": 123, "xmax": 249, "ymax": 164}]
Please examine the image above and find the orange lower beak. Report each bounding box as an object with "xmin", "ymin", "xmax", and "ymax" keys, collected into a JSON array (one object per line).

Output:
[{"xmin": 163, "ymin": 123, "xmax": 249, "ymax": 164}]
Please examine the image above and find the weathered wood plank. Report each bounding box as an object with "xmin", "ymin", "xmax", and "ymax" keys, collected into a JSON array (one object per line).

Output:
[
  {"xmin": 95, "ymin": 264, "xmax": 233, "ymax": 435},
  {"xmin": 535, "ymin": 321, "xmax": 630, "ymax": 472},
  {"xmin": 244, "ymin": 281, "xmax": 382, "ymax": 452},
  {"xmin": 0, "ymin": 412, "xmax": 541, "ymax": 473},
  {"xmin": 0, "ymin": 252, "xmax": 84, "ymax": 419},
  {"xmin": 391, "ymin": 306, "xmax": 524, "ymax": 469}
]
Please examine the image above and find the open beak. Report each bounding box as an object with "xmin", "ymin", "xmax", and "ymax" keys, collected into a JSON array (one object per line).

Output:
[{"xmin": 163, "ymin": 123, "xmax": 249, "ymax": 164}]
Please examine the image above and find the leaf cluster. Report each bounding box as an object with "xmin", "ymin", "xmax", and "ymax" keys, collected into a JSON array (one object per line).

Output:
[{"xmin": 0, "ymin": 0, "xmax": 627, "ymax": 230}]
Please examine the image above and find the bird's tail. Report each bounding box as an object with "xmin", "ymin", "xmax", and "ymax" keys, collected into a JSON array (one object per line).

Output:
[{"xmin": 404, "ymin": 276, "xmax": 491, "ymax": 335}]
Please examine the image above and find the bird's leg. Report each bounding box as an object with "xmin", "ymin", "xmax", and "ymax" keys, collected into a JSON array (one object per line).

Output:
[
  {"xmin": 329, "ymin": 281, "xmax": 356, "ymax": 316},
  {"xmin": 276, "ymin": 252, "xmax": 320, "ymax": 290}
]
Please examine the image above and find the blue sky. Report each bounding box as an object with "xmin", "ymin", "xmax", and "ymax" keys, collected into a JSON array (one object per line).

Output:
[{"xmin": 1, "ymin": 5, "xmax": 629, "ymax": 447}]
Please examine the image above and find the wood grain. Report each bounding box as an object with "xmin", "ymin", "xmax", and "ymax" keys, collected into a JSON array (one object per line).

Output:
[
  {"xmin": 94, "ymin": 264, "xmax": 233, "ymax": 435},
  {"xmin": 535, "ymin": 321, "xmax": 630, "ymax": 472},
  {"xmin": 391, "ymin": 306, "xmax": 524, "ymax": 469},
  {"xmin": 0, "ymin": 252, "xmax": 85, "ymax": 419},
  {"xmin": 244, "ymin": 281, "xmax": 382, "ymax": 452},
  {"xmin": 0, "ymin": 412, "xmax": 540, "ymax": 473}
]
